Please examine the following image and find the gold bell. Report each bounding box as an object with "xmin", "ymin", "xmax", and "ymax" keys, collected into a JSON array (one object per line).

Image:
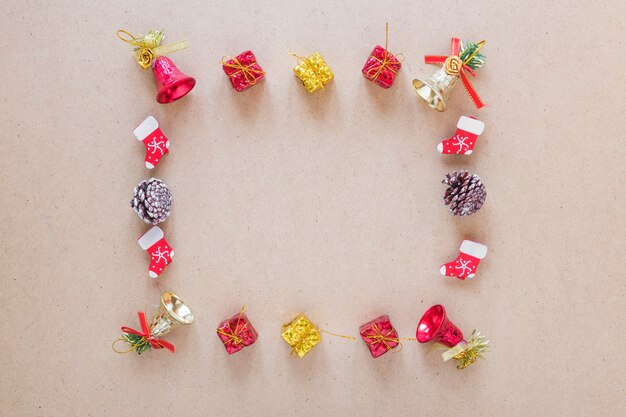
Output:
[
  {"xmin": 412, "ymin": 56, "xmax": 462, "ymax": 112},
  {"xmin": 413, "ymin": 39, "xmax": 486, "ymax": 112},
  {"xmin": 150, "ymin": 291, "xmax": 195, "ymax": 337},
  {"xmin": 114, "ymin": 291, "xmax": 194, "ymax": 354}
]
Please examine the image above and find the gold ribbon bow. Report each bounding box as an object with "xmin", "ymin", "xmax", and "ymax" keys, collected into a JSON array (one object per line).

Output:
[
  {"xmin": 221, "ymin": 56, "xmax": 265, "ymax": 86},
  {"xmin": 440, "ymin": 330, "xmax": 489, "ymax": 369},
  {"xmin": 365, "ymin": 23, "xmax": 404, "ymax": 81},
  {"xmin": 116, "ymin": 29, "xmax": 189, "ymax": 70}
]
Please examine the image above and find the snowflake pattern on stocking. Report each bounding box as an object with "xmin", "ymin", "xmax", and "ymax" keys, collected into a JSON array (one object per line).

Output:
[
  {"xmin": 147, "ymin": 137, "xmax": 165, "ymax": 156},
  {"xmin": 454, "ymin": 259, "xmax": 474, "ymax": 276},
  {"xmin": 451, "ymin": 135, "xmax": 470, "ymax": 154},
  {"xmin": 152, "ymin": 246, "xmax": 170, "ymax": 265}
]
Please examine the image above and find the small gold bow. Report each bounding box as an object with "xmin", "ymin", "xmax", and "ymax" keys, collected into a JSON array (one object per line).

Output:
[
  {"xmin": 440, "ymin": 330, "xmax": 489, "ymax": 369},
  {"xmin": 116, "ymin": 29, "xmax": 189, "ymax": 70}
]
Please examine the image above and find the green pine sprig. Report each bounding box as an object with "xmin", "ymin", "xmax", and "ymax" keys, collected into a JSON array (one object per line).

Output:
[
  {"xmin": 460, "ymin": 41, "xmax": 486, "ymax": 70},
  {"xmin": 123, "ymin": 333, "xmax": 152, "ymax": 355}
]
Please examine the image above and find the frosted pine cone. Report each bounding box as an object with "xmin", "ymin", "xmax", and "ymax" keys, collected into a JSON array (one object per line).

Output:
[
  {"xmin": 130, "ymin": 178, "xmax": 172, "ymax": 224},
  {"xmin": 442, "ymin": 171, "xmax": 486, "ymax": 216}
]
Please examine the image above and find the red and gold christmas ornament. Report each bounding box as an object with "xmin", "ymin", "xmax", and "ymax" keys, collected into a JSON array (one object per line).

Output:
[
  {"xmin": 116, "ymin": 29, "xmax": 196, "ymax": 104},
  {"xmin": 113, "ymin": 292, "xmax": 194, "ymax": 355},
  {"xmin": 359, "ymin": 315, "xmax": 401, "ymax": 358},
  {"xmin": 417, "ymin": 304, "xmax": 489, "ymax": 369},
  {"xmin": 221, "ymin": 51, "xmax": 266, "ymax": 92},
  {"xmin": 361, "ymin": 24, "xmax": 403, "ymax": 88},
  {"xmin": 216, "ymin": 307, "xmax": 259, "ymax": 355},
  {"xmin": 413, "ymin": 38, "xmax": 486, "ymax": 112}
]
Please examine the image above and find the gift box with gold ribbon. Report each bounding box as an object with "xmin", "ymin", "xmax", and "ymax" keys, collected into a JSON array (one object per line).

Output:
[
  {"xmin": 281, "ymin": 313, "xmax": 322, "ymax": 358},
  {"xmin": 359, "ymin": 315, "xmax": 400, "ymax": 358},
  {"xmin": 217, "ymin": 308, "xmax": 258, "ymax": 355},
  {"xmin": 362, "ymin": 46, "xmax": 402, "ymax": 89},
  {"xmin": 362, "ymin": 24, "xmax": 402, "ymax": 89},
  {"xmin": 221, "ymin": 51, "xmax": 265, "ymax": 92},
  {"xmin": 291, "ymin": 52, "xmax": 333, "ymax": 93}
]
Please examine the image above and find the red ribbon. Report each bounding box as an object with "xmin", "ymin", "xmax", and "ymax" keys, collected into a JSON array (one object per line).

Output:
[
  {"xmin": 424, "ymin": 38, "xmax": 484, "ymax": 109},
  {"xmin": 121, "ymin": 311, "xmax": 175, "ymax": 353}
]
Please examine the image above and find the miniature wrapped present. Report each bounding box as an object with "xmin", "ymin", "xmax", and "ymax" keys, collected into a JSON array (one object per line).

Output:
[
  {"xmin": 359, "ymin": 315, "xmax": 400, "ymax": 358},
  {"xmin": 291, "ymin": 52, "xmax": 333, "ymax": 93},
  {"xmin": 221, "ymin": 51, "xmax": 265, "ymax": 92},
  {"xmin": 281, "ymin": 313, "xmax": 321, "ymax": 358},
  {"xmin": 362, "ymin": 45, "xmax": 402, "ymax": 88},
  {"xmin": 217, "ymin": 309, "xmax": 258, "ymax": 355}
]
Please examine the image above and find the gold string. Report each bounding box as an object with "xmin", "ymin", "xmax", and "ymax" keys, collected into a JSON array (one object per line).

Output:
[
  {"xmin": 319, "ymin": 329, "xmax": 357, "ymax": 340},
  {"xmin": 112, "ymin": 337, "xmax": 137, "ymax": 354},
  {"xmin": 288, "ymin": 52, "xmax": 308, "ymax": 63},
  {"xmin": 462, "ymin": 40, "xmax": 486, "ymax": 65}
]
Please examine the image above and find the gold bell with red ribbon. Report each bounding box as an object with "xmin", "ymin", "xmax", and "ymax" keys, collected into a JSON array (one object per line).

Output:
[
  {"xmin": 413, "ymin": 38, "xmax": 486, "ymax": 112},
  {"xmin": 113, "ymin": 292, "xmax": 194, "ymax": 355}
]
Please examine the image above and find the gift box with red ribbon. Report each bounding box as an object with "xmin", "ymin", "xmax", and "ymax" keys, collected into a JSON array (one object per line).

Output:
[
  {"xmin": 362, "ymin": 45, "xmax": 402, "ymax": 89},
  {"xmin": 359, "ymin": 315, "xmax": 400, "ymax": 358},
  {"xmin": 221, "ymin": 51, "xmax": 265, "ymax": 92},
  {"xmin": 217, "ymin": 310, "xmax": 258, "ymax": 354}
]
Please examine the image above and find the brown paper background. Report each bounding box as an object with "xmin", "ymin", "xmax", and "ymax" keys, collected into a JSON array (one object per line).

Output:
[{"xmin": 1, "ymin": 1, "xmax": 625, "ymax": 416}]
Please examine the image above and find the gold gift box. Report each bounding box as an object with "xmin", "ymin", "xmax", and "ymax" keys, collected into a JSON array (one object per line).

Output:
[
  {"xmin": 292, "ymin": 52, "xmax": 334, "ymax": 93},
  {"xmin": 281, "ymin": 313, "xmax": 322, "ymax": 358}
]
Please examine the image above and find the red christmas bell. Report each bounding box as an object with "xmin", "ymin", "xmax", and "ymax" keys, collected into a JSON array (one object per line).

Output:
[
  {"xmin": 117, "ymin": 29, "xmax": 196, "ymax": 104},
  {"xmin": 417, "ymin": 304, "xmax": 489, "ymax": 369},
  {"xmin": 153, "ymin": 56, "xmax": 196, "ymax": 104},
  {"xmin": 416, "ymin": 304, "xmax": 463, "ymax": 347}
]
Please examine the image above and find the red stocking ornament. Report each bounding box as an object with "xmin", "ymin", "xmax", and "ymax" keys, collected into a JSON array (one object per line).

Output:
[
  {"xmin": 437, "ymin": 116, "xmax": 484, "ymax": 155},
  {"xmin": 138, "ymin": 226, "xmax": 174, "ymax": 278},
  {"xmin": 440, "ymin": 240, "xmax": 487, "ymax": 280},
  {"xmin": 134, "ymin": 116, "xmax": 171, "ymax": 169}
]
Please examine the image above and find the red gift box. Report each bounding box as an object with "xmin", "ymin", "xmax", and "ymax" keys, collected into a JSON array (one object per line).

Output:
[
  {"xmin": 361, "ymin": 45, "xmax": 401, "ymax": 89},
  {"xmin": 217, "ymin": 310, "xmax": 258, "ymax": 354},
  {"xmin": 221, "ymin": 51, "xmax": 265, "ymax": 92},
  {"xmin": 359, "ymin": 315, "xmax": 400, "ymax": 358}
]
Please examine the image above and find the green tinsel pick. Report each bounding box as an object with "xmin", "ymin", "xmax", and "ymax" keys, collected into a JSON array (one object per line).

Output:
[
  {"xmin": 123, "ymin": 333, "xmax": 152, "ymax": 355},
  {"xmin": 136, "ymin": 30, "xmax": 165, "ymax": 50},
  {"xmin": 460, "ymin": 41, "xmax": 486, "ymax": 70},
  {"xmin": 436, "ymin": 330, "xmax": 490, "ymax": 369}
]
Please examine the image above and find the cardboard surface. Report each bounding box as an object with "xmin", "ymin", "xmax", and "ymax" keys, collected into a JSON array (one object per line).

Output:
[{"xmin": 1, "ymin": 1, "xmax": 624, "ymax": 415}]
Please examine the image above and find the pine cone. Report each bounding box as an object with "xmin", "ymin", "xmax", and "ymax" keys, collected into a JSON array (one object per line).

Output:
[
  {"xmin": 442, "ymin": 171, "xmax": 486, "ymax": 216},
  {"xmin": 130, "ymin": 178, "xmax": 172, "ymax": 224}
]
